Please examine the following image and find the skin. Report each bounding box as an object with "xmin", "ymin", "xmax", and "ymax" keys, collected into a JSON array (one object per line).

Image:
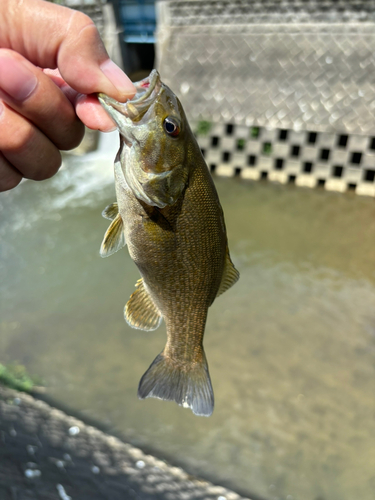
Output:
[
  {"xmin": 100, "ymin": 73, "xmax": 239, "ymax": 415},
  {"xmin": 0, "ymin": 0, "xmax": 137, "ymax": 192},
  {"xmin": 118, "ymin": 106, "xmax": 226, "ymax": 416}
]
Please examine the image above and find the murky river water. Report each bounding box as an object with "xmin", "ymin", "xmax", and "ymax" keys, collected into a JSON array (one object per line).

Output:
[{"xmin": 1, "ymin": 132, "xmax": 374, "ymax": 500}]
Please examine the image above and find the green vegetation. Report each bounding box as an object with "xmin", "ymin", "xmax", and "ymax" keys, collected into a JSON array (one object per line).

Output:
[
  {"xmin": 0, "ymin": 363, "xmax": 42, "ymax": 393},
  {"xmin": 237, "ymin": 138, "xmax": 245, "ymax": 150},
  {"xmin": 250, "ymin": 126, "xmax": 260, "ymax": 138},
  {"xmin": 262, "ymin": 142, "xmax": 272, "ymax": 155},
  {"xmin": 195, "ymin": 120, "xmax": 212, "ymax": 136}
]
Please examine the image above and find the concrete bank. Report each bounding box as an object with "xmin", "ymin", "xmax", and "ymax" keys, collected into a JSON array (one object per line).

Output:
[{"xmin": 0, "ymin": 385, "xmax": 248, "ymax": 500}]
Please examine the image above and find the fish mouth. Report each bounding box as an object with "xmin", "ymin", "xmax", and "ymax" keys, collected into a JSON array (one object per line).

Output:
[
  {"xmin": 131, "ymin": 69, "xmax": 161, "ymax": 105},
  {"xmin": 98, "ymin": 69, "xmax": 162, "ymax": 126}
]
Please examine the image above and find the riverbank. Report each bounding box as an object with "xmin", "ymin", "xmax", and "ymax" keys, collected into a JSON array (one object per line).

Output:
[{"xmin": 0, "ymin": 384, "xmax": 247, "ymax": 500}]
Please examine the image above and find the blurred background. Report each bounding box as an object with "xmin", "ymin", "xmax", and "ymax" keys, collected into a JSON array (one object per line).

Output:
[{"xmin": 1, "ymin": 1, "xmax": 375, "ymax": 500}]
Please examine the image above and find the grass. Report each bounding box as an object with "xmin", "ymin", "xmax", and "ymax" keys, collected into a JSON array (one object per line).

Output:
[
  {"xmin": 237, "ymin": 138, "xmax": 246, "ymax": 150},
  {"xmin": 195, "ymin": 120, "xmax": 212, "ymax": 136},
  {"xmin": 0, "ymin": 363, "xmax": 43, "ymax": 393},
  {"xmin": 250, "ymin": 126, "xmax": 260, "ymax": 138},
  {"xmin": 262, "ymin": 142, "xmax": 273, "ymax": 155}
]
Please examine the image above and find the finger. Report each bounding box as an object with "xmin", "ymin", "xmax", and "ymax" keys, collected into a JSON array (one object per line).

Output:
[
  {"xmin": 43, "ymin": 68, "xmax": 116, "ymax": 132},
  {"xmin": 75, "ymin": 94, "xmax": 117, "ymax": 132},
  {"xmin": 0, "ymin": 152, "xmax": 22, "ymax": 192},
  {"xmin": 0, "ymin": 101, "xmax": 62, "ymax": 181},
  {"xmin": 42, "ymin": 68, "xmax": 79, "ymax": 105},
  {"xmin": 0, "ymin": 50, "xmax": 85, "ymax": 150},
  {"xmin": 1, "ymin": 0, "xmax": 136, "ymax": 102}
]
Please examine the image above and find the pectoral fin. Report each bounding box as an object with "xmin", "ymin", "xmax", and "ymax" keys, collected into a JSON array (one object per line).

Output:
[
  {"xmin": 216, "ymin": 248, "xmax": 240, "ymax": 298},
  {"xmin": 100, "ymin": 213, "xmax": 126, "ymax": 258},
  {"xmin": 102, "ymin": 202, "xmax": 118, "ymax": 221},
  {"xmin": 125, "ymin": 279, "xmax": 162, "ymax": 331}
]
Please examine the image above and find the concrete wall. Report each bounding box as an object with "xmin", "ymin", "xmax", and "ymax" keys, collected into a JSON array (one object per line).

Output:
[{"xmin": 156, "ymin": 0, "xmax": 375, "ymax": 196}]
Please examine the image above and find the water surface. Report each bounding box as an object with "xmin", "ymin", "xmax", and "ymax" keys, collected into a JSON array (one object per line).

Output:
[{"xmin": 1, "ymin": 133, "xmax": 374, "ymax": 500}]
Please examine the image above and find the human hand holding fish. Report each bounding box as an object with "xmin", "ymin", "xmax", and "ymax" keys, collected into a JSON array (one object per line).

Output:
[
  {"xmin": 0, "ymin": 0, "xmax": 240, "ymax": 417},
  {"xmin": 98, "ymin": 70, "xmax": 240, "ymax": 416},
  {"xmin": 0, "ymin": 0, "xmax": 135, "ymax": 192}
]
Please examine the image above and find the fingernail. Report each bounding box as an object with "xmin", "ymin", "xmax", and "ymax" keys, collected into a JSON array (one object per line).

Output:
[
  {"xmin": 0, "ymin": 56, "xmax": 38, "ymax": 101},
  {"xmin": 100, "ymin": 60, "xmax": 136, "ymax": 98},
  {"xmin": 104, "ymin": 123, "xmax": 118, "ymax": 132},
  {"xmin": 99, "ymin": 125, "xmax": 118, "ymax": 133}
]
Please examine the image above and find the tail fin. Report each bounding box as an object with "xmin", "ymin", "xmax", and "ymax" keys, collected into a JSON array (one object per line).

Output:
[{"xmin": 137, "ymin": 351, "xmax": 214, "ymax": 417}]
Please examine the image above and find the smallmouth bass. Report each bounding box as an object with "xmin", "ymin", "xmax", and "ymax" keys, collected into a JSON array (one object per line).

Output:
[{"xmin": 98, "ymin": 70, "xmax": 239, "ymax": 416}]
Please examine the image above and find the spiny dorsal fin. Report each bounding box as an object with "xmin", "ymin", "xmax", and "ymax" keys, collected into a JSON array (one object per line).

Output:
[
  {"xmin": 125, "ymin": 278, "xmax": 162, "ymax": 331},
  {"xmin": 216, "ymin": 248, "xmax": 240, "ymax": 298},
  {"xmin": 102, "ymin": 202, "xmax": 118, "ymax": 221},
  {"xmin": 100, "ymin": 213, "xmax": 126, "ymax": 258}
]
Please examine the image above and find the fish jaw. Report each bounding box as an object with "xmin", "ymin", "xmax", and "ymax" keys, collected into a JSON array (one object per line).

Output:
[
  {"xmin": 97, "ymin": 93, "xmax": 130, "ymax": 130},
  {"xmin": 97, "ymin": 69, "xmax": 162, "ymax": 138}
]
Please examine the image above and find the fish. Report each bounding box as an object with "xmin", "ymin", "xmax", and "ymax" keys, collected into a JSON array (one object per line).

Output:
[{"xmin": 98, "ymin": 70, "xmax": 239, "ymax": 417}]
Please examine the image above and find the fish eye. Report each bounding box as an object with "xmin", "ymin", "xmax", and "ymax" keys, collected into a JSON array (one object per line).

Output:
[{"xmin": 163, "ymin": 117, "xmax": 180, "ymax": 137}]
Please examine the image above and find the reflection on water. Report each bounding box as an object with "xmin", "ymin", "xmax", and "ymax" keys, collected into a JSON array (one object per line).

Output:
[{"xmin": 1, "ymin": 132, "xmax": 375, "ymax": 500}]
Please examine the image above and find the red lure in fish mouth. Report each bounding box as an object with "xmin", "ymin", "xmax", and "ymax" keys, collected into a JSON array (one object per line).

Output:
[
  {"xmin": 130, "ymin": 69, "xmax": 161, "ymax": 105},
  {"xmin": 97, "ymin": 70, "xmax": 162, "ymax": 124}
]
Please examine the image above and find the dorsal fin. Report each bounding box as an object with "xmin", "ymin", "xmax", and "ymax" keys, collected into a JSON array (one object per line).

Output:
[
  {"xmin": 216, "ymin": 248, "xmax": 240, "ymax": 298},
  {"xmin": 125, "ymin": 278, "xmax": 162, "ymax": 331},
  {"xmin": 102, "ymin": 202, "xmax": 118, "ymax": 221},
  {"xmin": 100, "ymin": 213, "xmax": 126, "ymax": 258}
]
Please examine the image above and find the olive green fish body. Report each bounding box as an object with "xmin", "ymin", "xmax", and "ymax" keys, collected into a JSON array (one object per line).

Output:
[
  {"xmin": 128, "ymin": 158, "xmax": 225, "ymax": 333},
  {"xmin": 99, "ymin": 71, "xmax": 239, "ymax": 416}
]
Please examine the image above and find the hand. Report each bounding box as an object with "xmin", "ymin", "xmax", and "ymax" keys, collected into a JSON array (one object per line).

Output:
[{"xmin": 0, "ymin": 0, "xmax": 136, "ymax": 191}]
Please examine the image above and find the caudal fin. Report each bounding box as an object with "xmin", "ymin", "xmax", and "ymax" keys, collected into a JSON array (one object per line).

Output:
[{"xmin": 137, "ymin": 351, "xmax": 214, "ymax": 417}]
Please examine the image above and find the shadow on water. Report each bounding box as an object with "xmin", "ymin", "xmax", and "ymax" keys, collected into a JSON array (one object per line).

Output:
[{"xmin": 1, "ymin": 132, "xmax": 375, "ymax": 500}]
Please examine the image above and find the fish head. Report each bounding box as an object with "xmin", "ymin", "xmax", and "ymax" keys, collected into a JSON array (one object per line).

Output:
[{"xmin": 98, "ymin": 70, "xmax": 190, "ymax": 208}]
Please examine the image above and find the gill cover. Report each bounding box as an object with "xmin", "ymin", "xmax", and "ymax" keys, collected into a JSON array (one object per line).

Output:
[{"xmin": 123, "ymin": 156, "xmax": 188, "ymax": 208}]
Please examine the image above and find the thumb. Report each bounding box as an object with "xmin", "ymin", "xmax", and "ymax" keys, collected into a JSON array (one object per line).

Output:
[
  {"xmin": 57, "ymin": 16, "xmax": 136, "ymax": 100},
  {"xmin": 0, "ymin": 0, "xmax": 136, "ymax": 101}
]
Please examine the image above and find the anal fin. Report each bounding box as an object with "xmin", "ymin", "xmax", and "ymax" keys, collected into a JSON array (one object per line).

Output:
[
  {"xmin": 100, "ymin": 213, "xmax": 126, "ymax": 258},
  {"xmin": 216, "ymin": 247, "xmax": 240, "ymax": 298},
  {"xmin": 125, "ymin": 279, "xmax": 162, "ymax": 331}
]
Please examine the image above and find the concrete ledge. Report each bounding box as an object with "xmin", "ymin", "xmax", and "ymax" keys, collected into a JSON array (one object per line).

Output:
[
  {"xmin": 240, "ymin": 168, "xmax": 260, "ymax": 180},
  {"xmin": 0, "ymin": 385, "xmax": 248, "ymax": 500},
  {"xmin": 295, "ymin": 175, "xmax": 317, "ymax": 188},
  {"xmin": 268, "ymin": 171, "xmax": 288, "ymax": 184},
  {"xmin": 195, "ymin": 123, "xmax": 375, "ymax": 197},
  {"xmin": 216, "ymin": 165, "xmax": 235, "ymax": 177},
  {"xmin": 356, "ymin": 182, "xmax": 375, "ymax": 196},
  {"xmin": 325, "ymin": 178, "xmax": 347, "ymax": 192}
]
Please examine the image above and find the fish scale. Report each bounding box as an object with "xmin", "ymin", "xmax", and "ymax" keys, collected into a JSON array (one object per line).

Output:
[{"xmin": 98, "ymin": 70, "xmax": 239, "ymax": 416}]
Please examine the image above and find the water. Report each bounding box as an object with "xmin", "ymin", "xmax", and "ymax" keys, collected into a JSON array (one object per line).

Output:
[{"xmin": 1, "ymin": 132, "xmax": 374, "ymax": 500}]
